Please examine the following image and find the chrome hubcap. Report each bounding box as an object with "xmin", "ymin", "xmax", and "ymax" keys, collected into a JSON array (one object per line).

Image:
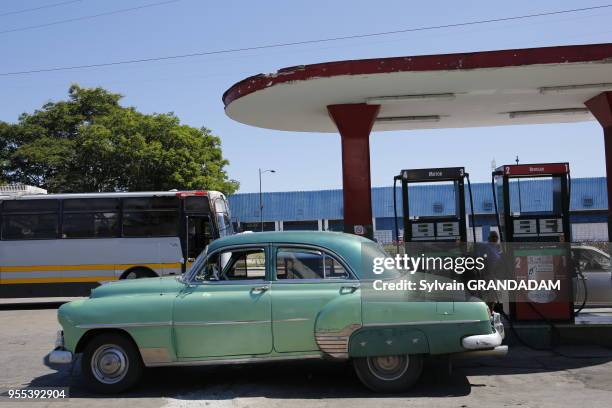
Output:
[
  {"xmin": 367, "ymin": 355, "xmax": 409, "ymax": 381},
  {"xmin": 91, "ymin": 345, "xmax": 129, "ymax": 384}
]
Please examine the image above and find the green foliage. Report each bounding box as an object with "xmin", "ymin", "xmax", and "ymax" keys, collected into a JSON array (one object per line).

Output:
[{"xmin": 0, "ymin": 85, "xmax": 239, "ymax": 194}]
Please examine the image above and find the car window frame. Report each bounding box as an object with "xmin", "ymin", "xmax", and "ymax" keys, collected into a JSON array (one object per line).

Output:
[
  {"xmin": 219, "ymin": 248, "xmax": 267, "ymax": 281},
  {"xmin": 272, "ymin": 243, "xmax": 356, "ymax": 283},
  {"xmin": 187, "ymin": 244, "xmax": 270, "ymax": 285}
]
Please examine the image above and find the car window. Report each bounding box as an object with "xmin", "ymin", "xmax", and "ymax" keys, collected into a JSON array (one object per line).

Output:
[
  {"xmin": 276, "ymin": 247, "xmax": 349, "ymax": 280},
  {"xmin": 194, "ymin": 248, "xmax": 266, "ymax": 282},
  {"xmin": 581, "ymin": 248, "xmax": 610, "ymax": 271}
]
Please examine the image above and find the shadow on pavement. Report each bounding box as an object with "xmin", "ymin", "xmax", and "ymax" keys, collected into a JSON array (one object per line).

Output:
[
  {"xmin": 28, "ymin": 356, "xmax": 471, "ymax": 400},
  {"xmin": 17, "ymin": 346, "xmax": 611, "ymax": 401}
]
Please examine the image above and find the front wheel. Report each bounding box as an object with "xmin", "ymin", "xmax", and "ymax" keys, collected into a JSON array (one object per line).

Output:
[
  {"xmin": 81, "ymin": 333, "xmax": 143, "ymax": 393},
  {"xmin": 353, "ymin": 354, "xmax": 423, "ymax": 393}
]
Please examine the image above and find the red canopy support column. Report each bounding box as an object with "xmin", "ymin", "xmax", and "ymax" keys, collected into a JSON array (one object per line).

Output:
[
  {"xmin": 585, "ymin": 91, "xmax": 612, "ymax": 241},
  {"xmin": 327, "ymin": 103, "xmax": 380, "ymax": 239}
]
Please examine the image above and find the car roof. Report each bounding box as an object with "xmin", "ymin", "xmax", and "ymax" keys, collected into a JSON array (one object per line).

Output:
[
  {"xmin": 211, "ymin": 230, "xmax": 370, "ymax": 248},
  {"xmin": 209, "ymin": 231, "xmax": 373, "ymax": 275}
]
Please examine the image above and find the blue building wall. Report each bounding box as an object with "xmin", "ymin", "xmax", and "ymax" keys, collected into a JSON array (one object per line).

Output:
[{"xmin": 229, "ymin": 177, "xmax": 608, "ymax": 223}]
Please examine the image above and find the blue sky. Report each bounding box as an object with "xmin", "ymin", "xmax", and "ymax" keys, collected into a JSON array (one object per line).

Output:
[{"xmin": 1, "ymin": 0, "xmax": 611, "ymax": 193}]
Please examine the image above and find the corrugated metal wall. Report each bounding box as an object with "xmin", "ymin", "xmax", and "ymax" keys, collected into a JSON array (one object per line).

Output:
[{"xmin": 229, "ymin": 177, "xmax": 607, "ymax": 223}]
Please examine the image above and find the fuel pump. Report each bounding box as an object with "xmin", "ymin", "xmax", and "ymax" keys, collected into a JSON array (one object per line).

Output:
[
  {"xmin": 492, "ymin": 163, "xmax": 574, "ymax": 322},
  {"xmin": 393, "ymin": 167, "xmax": 476, "ymax": 243}
]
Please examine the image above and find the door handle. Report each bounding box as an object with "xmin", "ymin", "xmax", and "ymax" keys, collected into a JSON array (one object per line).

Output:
[
  {"xmin": 251, "ymin": 285, "xmax": 269, "ymax": 294},
  {"xmin": 341, "ymin": 283, "xmax": 360, "ymax": 293}
]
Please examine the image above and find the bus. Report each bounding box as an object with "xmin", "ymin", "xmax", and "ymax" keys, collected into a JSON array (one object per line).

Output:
[{"xmin": 0, "ymin": 189, "xmax": 233, "ymax": 298}]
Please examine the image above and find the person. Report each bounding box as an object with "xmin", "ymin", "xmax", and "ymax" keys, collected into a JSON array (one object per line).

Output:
[
  {"xmin": 482, "ymin": 230, "xmax": 503, "ymax": 309},
  {"xmin": 485, "ymin": 230, "xmax": 502, "ymax": 264}
]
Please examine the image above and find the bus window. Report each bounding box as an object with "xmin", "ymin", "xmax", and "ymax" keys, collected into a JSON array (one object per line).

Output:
[
  {"xmin": 1, "ymin": 199, "xmax": 58, "ymax": 240},
  {"xmin": 122, "ymin": 196, "xmax": 179, "ymax": 237},
  {"xmin": 123, "ymin": 211, "xmax": 179, "ymax": 237},
  {"xmin": 124, "ymin": 196, "xmax": 178, "ymax": 210},
  {"xmin": 185, "ymin": 196, "xmax": 211, "ymax": 213},
  {"xmin": 62, "ymin": 198, "xmax": 120, "ymax": 238},
  {"xmin": 3, "ymin": 199, "xmax": 57, "ymax": 212},
  {"xmin": 63, "ymin": 198, "xmax": 119, "ymax": 212}
]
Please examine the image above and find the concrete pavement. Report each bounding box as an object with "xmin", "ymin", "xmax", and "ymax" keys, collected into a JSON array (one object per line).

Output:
[{"xmin": 1, "ymin": 306, "xmax": 611, "ymax": 407}]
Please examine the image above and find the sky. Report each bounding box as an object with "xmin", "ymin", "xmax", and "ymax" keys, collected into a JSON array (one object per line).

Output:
[{"xmin": 0, "ymin": 0, "xmax": 611, "ymax": 193}]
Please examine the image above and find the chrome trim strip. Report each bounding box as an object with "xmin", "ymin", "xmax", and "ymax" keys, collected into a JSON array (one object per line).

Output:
[
  {"xmin": 192, "ymin": 279, "xmax": 269, "ymax": 286},
  {"xmin": 454, "ymin": 345, "xmax": 508, "ymax": 358},
  {"xmin": 271, "ymin": 279, "xmax": 355, "ymax": 284},
  {"xmin": 273, "ymin": 318, "xmax": 310, "ymax": 323},
  {"xmin": 174, "ymin": 320, "xmax": 269, "ymax": 327},
  {"xmin": 146, "ymin": 354, "xmax": 323, "ymax": 367},
  {"xmin": 361, "ymin": 319, "xmax": 485, "ymax": 328},
  {"xmin": 76, "ymin": 321, "xmax": 172, "ymax": 329}
]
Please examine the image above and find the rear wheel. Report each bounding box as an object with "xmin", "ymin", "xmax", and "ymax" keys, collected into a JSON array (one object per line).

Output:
[
  {"xmin": 81, "ymin": 333, "xmax": 143, "ymax": 393},
  {"xmin": 353, "ymin": 354, "xmax": 423, "ymax": 392}
]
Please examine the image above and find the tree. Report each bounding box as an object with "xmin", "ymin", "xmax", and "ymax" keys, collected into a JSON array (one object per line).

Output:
[{"xmin": 0, "ymin": 85, "xmax": 238, "ymax": 194}]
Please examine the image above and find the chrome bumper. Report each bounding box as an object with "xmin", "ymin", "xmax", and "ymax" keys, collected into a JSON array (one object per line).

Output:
[
  {"xmin": 454, "ymin": 345, "xmax": 508, "ymax": 358},
  {"xmin": 49, "ymin": 330, "xmax": 73, "ymax": 364},
  {"xmin": 461, "ymin": 312, "xmax": 506, "ymax": 351}
]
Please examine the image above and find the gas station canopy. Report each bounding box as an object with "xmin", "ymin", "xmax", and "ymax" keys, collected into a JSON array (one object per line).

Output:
[
  {"xmin": 223, "ymin": 43, "xmax": 612, "ymax": 241},
  {"xmin": 223, "ymin": 43, "xmax": 612, "ymax": 132}
]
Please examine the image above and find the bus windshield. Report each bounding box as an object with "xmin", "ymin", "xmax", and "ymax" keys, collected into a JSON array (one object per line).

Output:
[{"xmin": 213, "ymin": 196, "xmax": 234, "ymax": 237}]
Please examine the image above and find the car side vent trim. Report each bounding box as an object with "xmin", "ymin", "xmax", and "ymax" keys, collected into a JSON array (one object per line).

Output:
[{"xmin": 315, "ymin": 323, "xmax": 362, "ymax": 360}]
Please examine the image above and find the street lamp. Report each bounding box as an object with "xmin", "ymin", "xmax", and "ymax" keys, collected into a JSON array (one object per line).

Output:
[{"xmin": 259, "ymin": 168, "xmax": 276, "ymax": 232}]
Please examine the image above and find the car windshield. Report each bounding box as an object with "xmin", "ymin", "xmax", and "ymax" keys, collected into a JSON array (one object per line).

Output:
[
  {"xmin": 583, "ymin": 248, "xmax": 610, "ymax": 269},
  {"xmin": 181, "ymin": 246, "xmax": 208, "ymax": 282}
]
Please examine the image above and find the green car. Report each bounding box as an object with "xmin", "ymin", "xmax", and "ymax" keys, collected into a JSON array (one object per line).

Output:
[{"xmin": 50, "ymin": 231, "xmax": 506, "ymax": 393}]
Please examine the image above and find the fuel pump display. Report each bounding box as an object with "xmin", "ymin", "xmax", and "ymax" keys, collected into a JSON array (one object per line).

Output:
[
  {"xmin": 492, "ymin": 163, "xmax": 574, "ymax": 322},
  {"xmin": 394, "ymin": 167, "xmax": 476, "ymax": 243}
]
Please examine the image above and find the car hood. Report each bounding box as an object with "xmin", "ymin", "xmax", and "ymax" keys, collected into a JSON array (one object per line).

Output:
[{"xmin": 90, "ymin": 276, "xmax": 185, "ymax": 298}]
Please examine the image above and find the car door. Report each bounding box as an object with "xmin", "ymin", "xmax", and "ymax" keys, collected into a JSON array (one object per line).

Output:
[
  {"xmin": 270, "ymin": 245, "xmax": 361, "ymax": 353},
  {"xmin": 173, "ymin": 245, "xmax": 273, "ymax": 358}
]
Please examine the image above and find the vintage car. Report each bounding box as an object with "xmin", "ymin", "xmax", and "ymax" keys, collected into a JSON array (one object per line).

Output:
[{"xmin": 50, "ymin": 231, "xmax": 506, "ymax": 393}]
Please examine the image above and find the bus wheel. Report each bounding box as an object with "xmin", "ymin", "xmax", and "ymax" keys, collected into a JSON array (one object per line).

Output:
[
  {"xmin": 81, "ymin": 333, "xmax": 143, "ymax": 393},
  {"xmin": 122, "ymin": 268, "xmax": 154, "ymax": 279}
]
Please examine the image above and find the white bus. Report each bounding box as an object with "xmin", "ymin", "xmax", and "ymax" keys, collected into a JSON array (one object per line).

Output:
[{"xmin": 0, "ymin": 190, "xmax": 233, "ymax": 298}]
